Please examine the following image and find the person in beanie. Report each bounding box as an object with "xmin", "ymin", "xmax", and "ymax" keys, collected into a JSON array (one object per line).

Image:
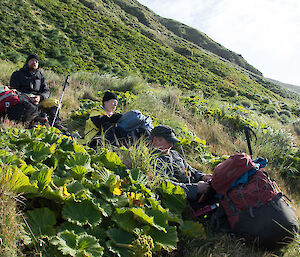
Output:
[
  {"xmin": 9, "ymin": 53, "xmax": 66, "ymax": 131},
  {"xmin": 150, "ymin": 125, "xmax": 214, "ymax": 208},
  {"xmin": 81, "ymin": 91, "xmax": 123, "ymax": 147}
]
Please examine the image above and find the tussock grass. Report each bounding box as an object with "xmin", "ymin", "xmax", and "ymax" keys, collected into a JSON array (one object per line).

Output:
[
  {"xmin": 0, "ymin": 118, "xmax": 25, "ymax": 130},
  {"xmin": 0, "ymin": 60, "xmax": 19, "ymax": 85},
  {"xmin": 182, "ymin": 234, "xmax": 274, "ymax": 257},
  {"xmin": 0, "ymin": 166, "xmax": 24, "ymax": 257}
]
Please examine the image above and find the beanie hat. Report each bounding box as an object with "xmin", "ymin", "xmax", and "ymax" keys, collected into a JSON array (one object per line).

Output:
[
  {"xmin": 26, "ymin": 54, "xmax": 39, "ymax": 64},
  {"xmin": 102, "ymin": 91, "xmax": 118, "ymax": 104}
]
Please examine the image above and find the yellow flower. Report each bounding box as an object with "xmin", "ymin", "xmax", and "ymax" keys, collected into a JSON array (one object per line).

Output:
[{"xmin": 112, "ymin": 181, "xmax": 122, "ymax": 196}]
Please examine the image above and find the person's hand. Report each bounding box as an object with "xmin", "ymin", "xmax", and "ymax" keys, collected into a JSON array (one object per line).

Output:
[
  {"xmin": 202, "ymin": 174, "xmax": 213, "ymax": 181},
  {"xmin": 197, "ymin": 181, "xmax": 210, "ymax": 194},
  {"xmin": 30, "ymin": 95, "xmax": 41, "ymax": 105}
]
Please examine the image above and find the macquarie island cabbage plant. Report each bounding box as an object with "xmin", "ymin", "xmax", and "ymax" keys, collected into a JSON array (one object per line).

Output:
[{"xmin": 0, "ymin": 126, "xmax": 206, "ymax": 256}]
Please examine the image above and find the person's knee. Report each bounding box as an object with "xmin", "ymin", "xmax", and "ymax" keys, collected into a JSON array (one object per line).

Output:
[{"xmin": 40, "ymin": 98, "xmax": 59, "ymax": 109}]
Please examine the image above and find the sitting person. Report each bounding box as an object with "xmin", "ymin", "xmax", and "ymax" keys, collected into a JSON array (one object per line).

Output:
[
  {"xmin": 150, "ymin": 125, "xmax": 214, "ymax": 208},
  {"xmin": 81, "ymin": 91, "xmax": 124, "ymax": 147},
  {"xmin": 9, "ymin": 53, "xmax": 66, "ymax": 131}
]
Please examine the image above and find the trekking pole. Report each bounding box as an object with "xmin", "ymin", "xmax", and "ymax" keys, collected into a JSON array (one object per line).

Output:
[
  {"xmin": 244, "ymin": 125, "xmax": 257, "ymax": 159},
  {"xmin": 51, "ymin": 75, "xmax": 70, "ymax": 127}
]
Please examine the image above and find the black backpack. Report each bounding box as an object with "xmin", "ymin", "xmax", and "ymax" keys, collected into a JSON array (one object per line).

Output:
[{"xmin": 6, "ymin": 95, "xmax": 40, "ymax": 124}]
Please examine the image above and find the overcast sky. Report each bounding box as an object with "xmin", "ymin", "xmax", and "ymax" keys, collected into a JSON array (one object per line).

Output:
[{"xmin": 138, "ymin": 0, "xmax": 300, "ymax": 86}]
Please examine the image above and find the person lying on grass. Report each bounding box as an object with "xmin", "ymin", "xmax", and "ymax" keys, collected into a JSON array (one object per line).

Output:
[{"xmin": 150, "ymin": 125, "xmax": 216, "ymax": 209}]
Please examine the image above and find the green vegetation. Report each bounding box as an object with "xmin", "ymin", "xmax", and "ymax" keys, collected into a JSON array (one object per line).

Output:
[
  {"xmin": 1, "ymin": 62, "xmax": 300, "ymax": 256},
  {"xmin": 1, "ymin": 0, "xmax": 299, "ymax": 106},
  {"xmin": 0, "ymin": 0, "xmax": 299, "ymax": 256}
]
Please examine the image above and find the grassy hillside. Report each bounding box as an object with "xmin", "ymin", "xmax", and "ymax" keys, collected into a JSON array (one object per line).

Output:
[
  {"xmin": 1, "ymin": 0, "xmax": 300, "ymax": 108},
  {"xmin": 0, "ymin": 0, "xmax": 300, "ymax": 256}
]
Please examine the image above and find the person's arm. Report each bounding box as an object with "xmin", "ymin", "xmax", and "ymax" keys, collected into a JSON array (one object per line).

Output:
[
  {"xmin": 109, "ymin": 113, "xmax": 122, "ymax": 123},
  {"xmin": 91, "ymin": 115, "xmax": 111, "ymax": 129},
  {"xmin": 38, "ymin": 75, "xmax": 50, "ymax": 100},
  {"xmin": 153, "ymin": 153, "xmax": 201, "ymax": 200},
  {"xmin": 9, "ymin": 71, "xmax": 21, "ymax": 90}
]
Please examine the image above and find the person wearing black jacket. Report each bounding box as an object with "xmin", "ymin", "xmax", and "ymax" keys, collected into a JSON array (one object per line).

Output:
[{"xmin": 10, "ymin": 54, "xmax": 66, "ymax": 131}]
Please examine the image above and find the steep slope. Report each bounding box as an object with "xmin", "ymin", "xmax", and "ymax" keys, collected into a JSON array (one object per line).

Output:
[
  {"xmin": 112, "ymin": 0, "xmax": 261, "ymax": 75},
  {"xmin": 266, "ymin": 78, "xmax": 300, "ymax": 95},
  {"xmin": 0, "ymin": 0, "xmax": 299, "ymax": 109}
]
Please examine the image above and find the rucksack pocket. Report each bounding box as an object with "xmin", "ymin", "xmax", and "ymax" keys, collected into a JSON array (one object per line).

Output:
[{"xmin": 233, "ymin": 194, "xmax": 298, "ymax": 249}]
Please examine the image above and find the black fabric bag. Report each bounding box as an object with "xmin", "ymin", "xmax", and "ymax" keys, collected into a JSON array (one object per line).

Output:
[
  {"xmin": 233, "ymin": 194, "xmax": 298, "ymax": 249},
  {"xmin": 6, "ymin": 95, "xmax": 39, "ymax": 123}
]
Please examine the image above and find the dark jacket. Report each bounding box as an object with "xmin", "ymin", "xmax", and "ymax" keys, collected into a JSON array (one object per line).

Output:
[
  {"xmin": 81, "ymin": 106, "xmax": 123, "ymax": 145},
  {"xmin": 10, "ymin": 67, "xmax": 50, "ymax": 100},
  {"xmin": 153, "ymin": 149, "xmax": 204, "ymax": 200}
]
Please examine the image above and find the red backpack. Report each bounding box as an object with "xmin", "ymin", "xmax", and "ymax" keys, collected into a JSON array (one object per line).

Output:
[
  {"xmin": 211, "ymin": 153, "xmax": 298, "ymax": 249},
  {"xmin": 0, "ymin": 89, "xmax": 20, "ymax": 116}
]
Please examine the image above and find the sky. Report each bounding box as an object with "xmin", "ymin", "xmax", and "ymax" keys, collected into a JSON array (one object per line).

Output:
[{"xmin": 138, "ymin": 0, "xmax": 300, "ymax": 86}]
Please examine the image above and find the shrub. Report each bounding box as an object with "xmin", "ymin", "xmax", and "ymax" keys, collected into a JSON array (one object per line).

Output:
[
  {"xmin": 261, "ymin": 98, "xmax": 270, "ymax": 104},
  {"xmin": 5, "ymin": 51, "xmax": 24, "ymax": 63},
  {"xmin": 264, "ymin": 107, "xmax": 277, "ymax": 115},
  {"xmin": 240, "ymin": 100, "xmax": 252, "ymax": 108},
  {"xmin": 279, "ymin": 110, "xmax": 291, "ymax": 118},
  {"xmin": 227, "ymin": 89, "xmax": 237, "ymax": 97},
  {"xmin": 280, "ymin": 102, "xmax": 290, "ymax": 110}
]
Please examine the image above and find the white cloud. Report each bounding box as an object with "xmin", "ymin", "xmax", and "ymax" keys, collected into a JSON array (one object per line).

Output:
[{"xmin": 139, "ymin": 0, "xmax": 300, "ymax": 85}]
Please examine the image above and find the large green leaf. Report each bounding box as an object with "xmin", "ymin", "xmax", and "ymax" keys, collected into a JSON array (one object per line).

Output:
[
  {"xmin": 64, "ymin": 152, "xmax": 92, "ymax": 180},
  {"xmin": 106, "ymin": 228, "xmax": 134, "ymax": 257},
  {"xmin": 62, "ymin": 199, "xmax": 102, "ymax": 227},
  {"xmin": 147, "ymin": 225, "xmax": 178, "ymax": 252},
  {"xmin": 58, "ymin": 136, "xmax": 75, "ymax": 152},
  {"xmin": 112, "ymin": 210, "xmax": 137, "ymax": 233},
  {"xmin": 50, "ymin": 230, "xmax": 77, "ymax": 256},
  {"xmin": 41, "ymin": 185, "xmax": 71, "ymax": 202},
  {"xmin": 179, "ymin": 220, "xmax": 206, "ymax": 238},
  {"xmin": 99, "ymin": 149, "xmax": 124, "ymax": 171},
  {"xmin": 106, "ymin": 240, "xmax": 133, "ymax": 257},
  {"xmin": 96, "ymin": 184, "xmax": 120, "ymax": 203},
  {"xmin": 51, "ymin": 231, "xmax": 104, "ymax": 257},
  {"xmin": 87, "ymin": 227, "xmax": 107, "ymax": 243},
  {"xmin": 73, "ymin": 143, "xmax": 88, "ymax": 154},
  {"xmin": 65, "ymin": 152, "xmax": 91, "ymax": 171},
  {"xmin": 25, "ymin": 141, "xmax": 56, "ymax": 162},
  {"xmin": 67, "ymin": 180, "xmax": 92, "ymax": 201},
  {"xmin": 31, "ymin": 167, "xmax": 53, "ymax": 191},
  {"xmin": 71, "ymin": 166, "xmax": 89, "ymax": 180},
  {"xmin": 42, "ymin": 132, "xmax": 61, "ymax": 144},
  {"xmin": 107, "ymin": 228, "xmax": 134, "ymax": 245},
  {"xmin": 92, "ymin": 198, "xmax": 114, "ymax": 217},
  {"xmin": 128, "ymin": 169, "xmax": 148, "ymax": 185},
  {"xmin": 77, "ymin": 234, "xmax": 104, "ymax": 257},
  {"xmin": 58, "ymin": 222, "xmax": 86, "ymax": 234},
  {"xmin": 19, "ymin": 164, "xmax": 36, "ymax": 175},
  {"xmin": 24, "ymin": 207, "xmax": 57, "ymax": 238},
  {"xmin": 5, "ymin": 168, "xmax": 38, "ymax": 194},
  {"xmin": 115, "ymin": 207, "xmax": 166, "ymax": 232},
  {"xmin": 159, "ymin": 181, "xmax": 187, "ymax": 215},
  {"xmin": 148, "ymin": 198, "xmax": 181, "ymax": 224}
]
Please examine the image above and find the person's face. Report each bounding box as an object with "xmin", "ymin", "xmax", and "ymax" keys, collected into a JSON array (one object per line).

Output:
[
  {"xmin": 103, "ymin": 99, "xmax": 118, "ymax": 113},
  {"xmin": 27, "ymin": 58, "xmax": 39, "ymax": 71},
  {"xmin": 152, "ymin": 136, "xmax": 174, "ymax": 151}
]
